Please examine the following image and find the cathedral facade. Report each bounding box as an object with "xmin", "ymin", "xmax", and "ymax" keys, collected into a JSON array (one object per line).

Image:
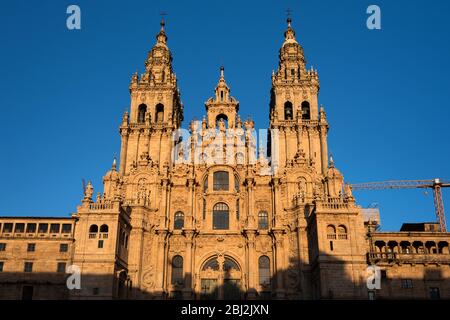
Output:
[{"xmin": 0, "ymin": 19, "xmax": 449, "ymax": 300}]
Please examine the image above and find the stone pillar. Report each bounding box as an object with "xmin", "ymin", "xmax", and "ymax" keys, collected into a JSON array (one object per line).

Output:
[
  {"xmin": 183, "ymin": 230, "xmax": 194, "ymax": 299},
  {"xmin": 119, "ymin": 128, "xmax": 129, "ymax": 175},
  {"xmin": 245, "ymin": 230, "xmax": 257, "ymax": 298},
  {"xmin": 154, "ymin": 230, "xmax": 168, "ymax": 298},
  {"xmin": 273, "ymin": 230, "xmax": 286, "ymax": 299},
  {"xmin": 319, "ymin": 125, "xmax": 328, "ymax": 175}
]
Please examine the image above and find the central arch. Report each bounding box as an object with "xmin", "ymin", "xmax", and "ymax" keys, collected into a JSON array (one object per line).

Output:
[{"xmin": 198, "ymin": 255, "xmax": 242, "ymax": 300}]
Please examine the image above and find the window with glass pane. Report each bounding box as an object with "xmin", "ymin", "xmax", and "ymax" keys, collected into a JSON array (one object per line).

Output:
[
  {"xmin": 3, "ymin": 223, "xmax": 13, "ymax": 233},
  {"xmin": 60, "ymin": 243, "xmax": 68, "ymax": 252},
  {"xmin": 213, "ymin": 202, "xmax": 229, "ymax": 230},
  {"xmin": 258, "ymin": 212, "xmax": 269, "ymax": 229},
  {"xmin": 24, "ymin": 262, "xmax": 33, "ymax": 272},
  {"xmin": 38, "ymin": 223, "xmax": 48, "ymax": 233},
  {"xmin": 174, "ymin": 212, "xmax": 184, "ymax": 230},
  {"xmin": 234, "ymin": 175, "xmax": 240, "ymax": 192},
  {"xmin": 213, "ymin": 171, "xmax": 229, "ymax": 191},
  {"xmin": 259, "ymin": 256, "xmax": 271, "ymax": 286},
  {"xmin": 26, "ymin": 223, "xmax": 36, "ymax": 233},
  {"xmin": 57, "ymin": 262, "xmax": 66, "ymax": 273},
  {"xmin": 15, "ymin": 223, "xmax": 25, "ymax": 233},
  {"xmin": 50, "ymin": 224, "xmax": 60, "ymax": 233},
  {"xmin": 62, "ymin": 224, "xmax": 72, "ymax": 233},
  {"xmin": 171, "ymin": 255, "xmax": 184, "ymax": 285}
]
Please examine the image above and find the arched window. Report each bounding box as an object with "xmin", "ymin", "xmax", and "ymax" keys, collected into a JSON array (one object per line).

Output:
[
  {"xmin": 89, "ymin": 225, "xmax": 98, "ymax": 233},
  {"xmin": 301, "ymin": 101, "xmax": 310, "ymax": 120},
  {"xmin": 284, "ymin": 101, "xmax": 293, "ymax": 120},
  {"xmin": 100, "ymin": 224, "xmax": 109, "ymax": 233},
  {"xmin": 174, "ymin": 211, "xmax": 184, "ymax": 230},
  {"xmin": 216, "ymin": 114, "xmax": 228, "ymax": 129},
  {"xmin": 258, "ymin": 211, "xmax": 269, "ymax": 230},
  {"xmin": 213, "ymin": 202, "xmax": 229, "ymax": 230},
  {"xmin": 337, "ymin": 225, "xmax": 347, "ymax": 239},
  {"xmin": 171, "ymin": 255, "xmax": 183, "ymax": 285},
  {"xmin": 258, "ymin": 256, "xmax": 271, "ymax": 286},
  {"xmin": 155, "ymin": 103, "xmax": 164, "ymax": 123},
  {"xmin": 138, "ymin": 104, "xmax": 147, "ymax": 123},
  {"xmin": 213, "ymin": 171, "xmax": 229, "ymax": 191},
  {"xmin": 326, "ymin": 225, "xmax": 336, "ymax": 239}
]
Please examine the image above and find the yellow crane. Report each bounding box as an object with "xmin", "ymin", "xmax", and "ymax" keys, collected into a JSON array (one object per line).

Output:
[{"xmin": 347, "ymin": 179, "xmax": 449, "ymax": 232}]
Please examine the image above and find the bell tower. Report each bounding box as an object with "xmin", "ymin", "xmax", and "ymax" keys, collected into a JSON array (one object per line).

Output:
[
  {"xmin": 269, "ymin": 18, "xmax": 328, "ymax": 175},
  {"xmin": 119, "ymin": 19, "xmax": 183, "ymax": 175},
  {"xmin": 205, "ymin": 67, "xmax": 239, "ymax": 129}
]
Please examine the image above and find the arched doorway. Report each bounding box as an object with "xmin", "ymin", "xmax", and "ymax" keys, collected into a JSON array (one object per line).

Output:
[{"xmin": 199, "ymin": 255, "xmax": 242, "ymax": 300}]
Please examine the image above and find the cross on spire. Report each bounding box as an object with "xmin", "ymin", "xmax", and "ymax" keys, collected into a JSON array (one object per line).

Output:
[{"xmin": 160, "ymin": 12, "xmax": 168, "ymax": 29}]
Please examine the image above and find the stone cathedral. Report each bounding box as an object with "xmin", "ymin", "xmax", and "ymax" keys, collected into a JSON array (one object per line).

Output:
[{"xmin": 0, "ymin": 18, "xmax": 449, "ymax": 300}]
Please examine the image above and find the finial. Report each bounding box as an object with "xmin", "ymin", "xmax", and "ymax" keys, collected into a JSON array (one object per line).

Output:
[
  {"xmin": 220, "ymin": 66, "xmax": 224, "ymax": 78},
  {"xmin": 160, "ymin": 12, "xmax": 167, "ymax": 30},
  {"xmin": 112, "ymin": 155, "xmax": 117, "ymax": 170},
  {"xmin": 329, "ymin": 153, "xmax": 334, "ymax": 168}
]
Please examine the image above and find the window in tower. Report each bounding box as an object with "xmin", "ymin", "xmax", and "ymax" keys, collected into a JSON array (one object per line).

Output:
[
  {"xmin": 213, "ymin": 202, "xmax": 229, "ymax": 230},
  {"xmin": 138, "ymin": 104, "xmax": 147, "ymax": 123},
  {"xmin": 174, "ymin": 211, "xmax": 184, "ymax": 230},
  {"xmin": 215, "ymin": 114, "xmax": 228, "ymax": 129},
  {"xmin": 156, "ymin": 103, "xmax": 164, "ymax": 123},
  {"xmin": 234, "ymin": 174, "xmax": 240, "ymax": 192},
  {"xmin": 220, "ymin": 90, "xmax": 224, "ymax": 102},
  {"xmin": 301, "ymin": 101, "xmax": 311, "ymax": 120},
  {"xmin": 291, "ymin": 68, "xmax": 295, "ymax": 77},
  {"xmin": 213, "ymin": 171, "xmax": 229, "ymax": 191},
  {"xmin": 284, "ymin": 101, "xmax": 293, "ymax": 120}
]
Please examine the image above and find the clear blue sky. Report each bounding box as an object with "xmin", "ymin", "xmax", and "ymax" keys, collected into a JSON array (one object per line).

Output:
[{"xmin": 0, "ymin": 0, "xmax": 449, "ymax": 231}]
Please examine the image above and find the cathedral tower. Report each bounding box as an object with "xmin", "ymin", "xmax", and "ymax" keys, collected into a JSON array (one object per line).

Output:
[
  {"xmin": 269, "ymin": 18, "xmax": 328, "ymax": 175},
  {"xmin": 119, "ymin": 19, "xmax": 183, "ymax": 175}
]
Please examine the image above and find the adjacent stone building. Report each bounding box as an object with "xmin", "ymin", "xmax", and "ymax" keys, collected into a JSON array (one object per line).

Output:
[{"xmin": 0, "ymin": 18, "xmax": 449, "ymax": 300}]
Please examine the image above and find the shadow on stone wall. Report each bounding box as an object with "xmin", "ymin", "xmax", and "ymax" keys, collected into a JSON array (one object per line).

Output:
[{"xmin": 0, "ymin": 252, "xmax": 448, "ymax": 300}]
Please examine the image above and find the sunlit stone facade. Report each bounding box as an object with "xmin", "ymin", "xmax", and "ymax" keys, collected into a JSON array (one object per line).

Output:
[{"xmin": 0, "ymin": 19, "xmax": 449, "ymax": 300}]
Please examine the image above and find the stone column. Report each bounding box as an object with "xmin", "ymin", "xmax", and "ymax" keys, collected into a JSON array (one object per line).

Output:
[
  {"xmin": 154, "ymin": 230, "xmax": 168, "ymax": 298},
  {"xmin": 273, "ymin": 230, "xmax": 286, "ymax": 299},
  {"xmin": 319, "ymin": 125, "xmax": 328, "ymax": 175},
  {"xmin": 119, "ymin": 128, "xmax": 129, "ymax": 175},
  {"xmin": 183, "ymin": 230, "xmax": 195, "ymax": 299},
  {"xmin": 245, "ymin": 230, "xmax": 257, "ymax": 299}
]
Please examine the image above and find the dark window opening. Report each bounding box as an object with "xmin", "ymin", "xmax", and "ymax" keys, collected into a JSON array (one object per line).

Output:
[
  {"xmin": 429, "ymin": 287, "xmax": 440, "ymax": 300},
  {"xmin": 301, "ymin": 101, "xmax": 311, "ymax": 120},
  {"xmin": 258, "ymin": 211, "xmax": 269, "ymax": 230},
  {"xmin": 24, "ymin": 262, "xmax": 33, "ymax": 273},
  {"xmin": 27, "ymin": 243, "xmax": 35, "ymax": 252},
  {"xmin": 284, "ymin": 101, "xmax": 293, "ymax": 120},
  {"xmin": 15, "ymin": 223, "xmax": 25, "ymax": 233},
  {"xmin": 60, "ymin": 243, "xmax": 68, "ymax": 253},
  {"xmin": 213, "ymin": 171, "xmax": 229, "ymax": 191},
  {"xmin": 330, "ymin": 241, "xmax": 334, "ymax": 251},
  {"xmin": 259, "ymin": 256, "xmax": 270, "ymax": 286},
  {"xmin": 98, "ymin": 240, "xmax": 104, "ymax": 248},
  {"xmin": 138, "ymin": 104, "xmax": 147, "ymax": 123},
  {"xmin": 3, "ymin": 223, "xmax": 13, "ymax": 233},
  {"xmin": 57, "ymin": 262, "xmax": 66, "ymax": 273},
  {"xmin": 62, "ymin": 224, "xmax": 72, "ymax": 233},
  {"xmin": 171, "ymin": 255, "xmax": 184, "ymax": 285},
  {"xmin": 213, "ymin": 202, "xmax": 229, "ymax": 230},
  {"xmin": 26, "ymin": 223, "xmax": 37, "ymax": 233},
  {"xmin": 156, "ymin": 103, "xmax": 164, "ymax": 123},
  {"xmin": 38, "ymin": 223, "xmax": 48, "ymax": 233},
  {"xmin": 174, "ymin": 212, "xmax": 184, "ymax": 230},
  {"xmin": 22, "ymin": 286, "xmax": 34, "ymax": 300},
  {"xmin": 50, "ymin": 224, "xmax": 60, "ymax": 233}
]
